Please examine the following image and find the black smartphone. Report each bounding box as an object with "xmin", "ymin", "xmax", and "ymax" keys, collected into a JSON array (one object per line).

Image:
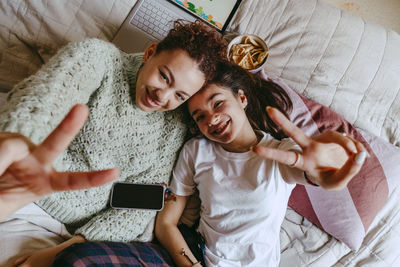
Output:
[{"xmin": 110, "ymin": 182, "xmax": 165, "ymax": 211}]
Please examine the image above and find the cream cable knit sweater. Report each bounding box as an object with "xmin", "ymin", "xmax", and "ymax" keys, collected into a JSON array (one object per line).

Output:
[{"xmin": 0, "ymin": 39, "xmax": 187, "ymax": 242}]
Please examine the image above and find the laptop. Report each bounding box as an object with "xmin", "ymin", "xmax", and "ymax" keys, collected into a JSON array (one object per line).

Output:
[{"xmin": 112, "ymin": 0, "xmax": 242, "ymax": 53}]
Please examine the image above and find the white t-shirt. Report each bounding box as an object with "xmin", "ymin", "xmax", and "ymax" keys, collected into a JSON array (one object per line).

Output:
[{"xmin": 170, "ymin": 131, "xmax": 303, "ymax": 267}]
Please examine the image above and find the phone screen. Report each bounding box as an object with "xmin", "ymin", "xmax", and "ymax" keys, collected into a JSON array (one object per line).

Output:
[{"xmin": 110, "ymin": 183, "xmax": 165, "ymax": 210}]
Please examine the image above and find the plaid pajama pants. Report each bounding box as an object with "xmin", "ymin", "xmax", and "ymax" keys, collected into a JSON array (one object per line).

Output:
[
  {"xmin": 53, "ymin": 241, "xmax": 174, "ymax": 267},
  {"xmin": 52, "ymin": 224, "xmax": 205, "ymax": 267}
]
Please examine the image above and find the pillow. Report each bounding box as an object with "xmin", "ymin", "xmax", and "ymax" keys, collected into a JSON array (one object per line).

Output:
[
  {"xmin": 229, "ymin": 0, "xmax": 400, "ymax": 146},
  {"xmin": 258, "ymin": 71, "xmax": 400, "ymax": 251}
]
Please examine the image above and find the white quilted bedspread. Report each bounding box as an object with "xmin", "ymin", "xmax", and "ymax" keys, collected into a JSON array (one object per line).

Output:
[
  {"xmin": 229, "ymin": 0, "xmax": 400, "ymax": 146},
  {"xmin": 1, "ymin": 0, "xmax": 400, "ymax": 266},
  {"xmin": 229, "ymin": 1, "xmax": 400, "ymax": 266},
  {"xmin": 0, "ymin": 0, "xmax": 136, "ymax": 91},
  {"xmin": 279, "ymin": 173, "xmax": 400, "ymax": 267}
]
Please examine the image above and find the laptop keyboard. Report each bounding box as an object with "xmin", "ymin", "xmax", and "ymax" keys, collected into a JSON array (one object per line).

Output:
[{"xmin": 129, "ymin": 0, "xmax": 179, "ymax": 40}]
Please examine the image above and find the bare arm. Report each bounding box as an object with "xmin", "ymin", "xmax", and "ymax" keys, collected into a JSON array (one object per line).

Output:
[{"xmin": 155, "ymin": 195, "xmax": 201, "ymax": 267}]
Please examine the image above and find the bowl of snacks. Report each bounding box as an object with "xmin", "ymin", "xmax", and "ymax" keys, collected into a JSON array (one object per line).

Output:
[{"xmin": 227, "ymin": 34, "xmax": 269, "ymax": 73}]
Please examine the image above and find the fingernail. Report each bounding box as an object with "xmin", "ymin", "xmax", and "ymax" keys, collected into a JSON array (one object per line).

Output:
[
  {"xmin": 346, "ymin": 142, "xmax": 358, "ymax": 154},
  {"xmin": 355, "ymin": 151, "xmax": 367, "ymax": 165},
  {"xmin": 266, "ymin": 106, "xmax": 272, "ymax": 112},
  {"xmin": 349, "ymin": 145, "xmax": 358, "ymax": 154}
]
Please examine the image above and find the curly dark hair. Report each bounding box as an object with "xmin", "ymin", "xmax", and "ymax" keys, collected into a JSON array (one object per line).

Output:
[
  {"xmin": 189, "ymin": 61, "xmax": 293, "ymax": 140},
  {"xmin": 156, "ymin": 20, "xmax": 228, "ymax": 82}
]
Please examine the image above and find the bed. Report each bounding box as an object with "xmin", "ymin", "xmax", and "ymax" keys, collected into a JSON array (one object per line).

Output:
[{"xmin": 1, "ymin": 0, "xmax": 400, "ymax": 266}]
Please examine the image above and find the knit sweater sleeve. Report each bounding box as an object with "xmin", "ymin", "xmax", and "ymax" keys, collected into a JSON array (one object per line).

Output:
[
  {"xmin": 74, "ymin": 109, "xmax": 188, "ymax": 242},
  {"xmin": 74, "ymin": 201, "xmax": 157, "ymax": 242},
  {"xmin": 0, "ymin": 38, "xmax": 121, "ymax": 144}
]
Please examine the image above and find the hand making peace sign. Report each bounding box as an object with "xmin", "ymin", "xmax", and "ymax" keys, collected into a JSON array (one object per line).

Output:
[
  {"xmin": 252, "ymin": 107, "xmax": 368, "ymax": 190},
  {"xmin": 0, "ymin": 104, "xmax": 119, "ymax": 220}
]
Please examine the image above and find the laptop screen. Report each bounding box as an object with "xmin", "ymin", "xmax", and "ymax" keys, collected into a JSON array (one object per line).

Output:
[{"xmin": 170, "ymin": 0, "xmax": 241, "ymax": 31}]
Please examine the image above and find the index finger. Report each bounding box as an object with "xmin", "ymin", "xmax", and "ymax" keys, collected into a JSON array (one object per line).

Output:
[
  {"xmin": 50, "ymin": 168, "xmax": 119, "ymax": 192},
  {"xmin": 33, "ymin": 104, "xmax": 89, "ymax": 164},
  {"xmin": 267, "ymin": 107, "xmax": 311, "ymax": 148}
]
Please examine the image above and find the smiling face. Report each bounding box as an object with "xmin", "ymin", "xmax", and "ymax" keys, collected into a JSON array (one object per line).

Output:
[
  {"xmin": 188, "ymin": 84, "xmax": 257, "ymax": 152},
  {"xmin": 135, "ymin": 44, "xmax": 206, "ymax": 112}
]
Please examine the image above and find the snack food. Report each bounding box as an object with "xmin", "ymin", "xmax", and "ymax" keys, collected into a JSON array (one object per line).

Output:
[{"xmin": 229, "ymin": 35, "xmax": 268, "ymax": 70}]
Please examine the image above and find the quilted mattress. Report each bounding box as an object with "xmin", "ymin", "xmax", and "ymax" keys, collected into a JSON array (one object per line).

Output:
[{"xmin": 1, "ymin": 0, "xmax": 399, "ymax": 266}]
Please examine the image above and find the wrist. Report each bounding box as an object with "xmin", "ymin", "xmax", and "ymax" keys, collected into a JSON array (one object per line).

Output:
[{"xmin": 181, "ymin": 248, "xmax": 201, "ymax": 267}]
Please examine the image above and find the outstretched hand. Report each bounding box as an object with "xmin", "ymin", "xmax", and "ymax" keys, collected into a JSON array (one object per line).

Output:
[
  {"xmin": 0, "ymin": 104, "xmax": 119, "ymax": 220},
  {"xmin": 252, "ymin": 107, "xmax": 367, "ymax": 190}
]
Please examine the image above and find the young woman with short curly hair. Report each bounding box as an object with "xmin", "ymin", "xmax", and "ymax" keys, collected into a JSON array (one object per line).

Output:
[{"xmin": 0, "ymin": 19, "xmax": 228, "ymax": 267}]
